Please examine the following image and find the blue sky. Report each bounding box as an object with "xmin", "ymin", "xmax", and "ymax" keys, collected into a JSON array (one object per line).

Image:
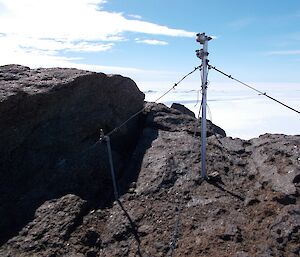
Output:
[
  {"xmin": 0, "ymin": 0, "xmax": 299, "ymax": 138},
  {"xmin": 104, "ymin": 0, "xmax": 300, "ymax": 80}
]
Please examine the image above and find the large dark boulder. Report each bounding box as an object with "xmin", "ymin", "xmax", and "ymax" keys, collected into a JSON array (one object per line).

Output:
[{"xmin": 0, "ymin": 64, "xmax": 144, "ymax": 244}]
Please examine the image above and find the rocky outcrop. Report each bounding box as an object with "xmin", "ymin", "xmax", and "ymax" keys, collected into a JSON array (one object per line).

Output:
[
  {"xmin": 0, "ymin": 64, "xmax": 144, "ymax": 244},
  {"xmin": 0, "ymin": 65, "xmax": 299, "ymax": 257},
  {"xmin": 171, "ymin": 102, "xmax": 196, "ymax": 118},
  {"xmin": 145, "ymin": 102, "xmax": 226, "ymax": 137}
]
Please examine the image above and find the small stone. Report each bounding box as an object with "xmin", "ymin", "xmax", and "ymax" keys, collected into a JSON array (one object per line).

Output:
[
  {"xmin": 273, "ymin": 194, "xmax": 296, "ymax": 205},
  {"xmin": 219, "ymin": 224, "xmax": 243, "ymax": 243},
  {"xmin": 86, "ymin": 250, "xmax": 97, "ymax": 257},
  {"xmin": 138, "ymin": 225, "xmax": 153, "ymax": 236},
  {"xmin": 81, "ymin": 230, "xmax": 100, "ymax": 247},
  {"xmin": 244, "ymin": 197, "xmax": 260, "ymax": 206},
  {"xmin": 208, "ymin": 171, "xmax": 222, "ymax": 183}
]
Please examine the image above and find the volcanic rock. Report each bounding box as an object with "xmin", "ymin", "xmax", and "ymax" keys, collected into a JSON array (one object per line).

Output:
[
  {"xmin": 171, "ymin": 102, "xmax": 196, "ymax": 118},
  {"xmin": 0, "ymin": 65, "xmax": 299, "ymax": 257},
  {"xmin": 0, "ymin": 64, "xmax": 144, "ymax": 244}
]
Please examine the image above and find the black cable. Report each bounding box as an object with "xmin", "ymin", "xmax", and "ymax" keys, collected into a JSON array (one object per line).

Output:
[{"xmin": 209, "ymin": 65, "xmax": 300, "ymax": 115}]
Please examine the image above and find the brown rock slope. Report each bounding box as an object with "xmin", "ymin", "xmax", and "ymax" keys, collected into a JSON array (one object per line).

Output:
[{"xmin": 0, "ymin": 65, "xmax": 299, "ymax": 257}]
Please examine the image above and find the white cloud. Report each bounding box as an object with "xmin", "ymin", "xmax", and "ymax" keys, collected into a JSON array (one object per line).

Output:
[
  {"xmin": 0, "ymin": 34, "xmax": 114, "ymax": 53},
  {"xmin": 0, "ymin": 32, "xmax": 176, "ymax": 79},
  {"xmin": 70, "ymin": 42, "xmax": 114, "ymax": 52},
  {"xmin": 0, "ymin": 0, "xmax": 195, "ymax": 40},
  {"xmin": 265, "ymin": 50, "xmax": 300, "ymax": 56},
  {"xmin": 128, "ymin": 14, "xmax": 142, "ymax": 20},
  {"xmin": 135, "ymin": 38, "xmax": 168, "ymax": 46},
  {"xmin": 124, "ymin": 20, "xmax": 194, "ymax": 37},
  {"xmin": 0, "ymin": 0, "xmax": 195, "ymax": 71},
  {"xmin": 0, "ymin": 37, "xmax": 148, "ymax": 75}
]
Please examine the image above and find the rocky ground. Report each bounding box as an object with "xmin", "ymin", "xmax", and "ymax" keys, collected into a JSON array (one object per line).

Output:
[{"xmin": 0, "ymin": 65, "xmax": 299, "ymax": 257}]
